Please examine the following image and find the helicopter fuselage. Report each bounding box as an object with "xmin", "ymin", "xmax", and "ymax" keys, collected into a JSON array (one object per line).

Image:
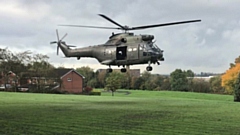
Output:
[{"xmin": 60, "ymin": 32, "xmax": 164, "ymax": 69}]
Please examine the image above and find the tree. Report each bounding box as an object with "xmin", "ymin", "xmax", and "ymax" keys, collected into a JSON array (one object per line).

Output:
[
  {"xmin": 209, "ymin": 76, "xmax": 223, "ymax": 93},
  {"xmin": 76, "ymin": 66, "xmax": 95, "ymax": 87},
  {"xmin": 133, "ymin": 76, "xmax": 145, "ymax": 90},
  {"xmin": 230, "ymin": 55, "xmax": 240, "ymax": 69},
  {"xmin": 160, "ymin": 78, "xmax": 171, "ymax": 90},
  {"xmin": 0, "ymin": 49, "xmax": 54, "ymax": 92},
  {"xmin": 192, "ymin": 79, "xmax": 210, "ymax": 93},
  {"xmin": 96, "ymin": 70, "xmax": 107, "ymax": 88},
  {"xmin": 105, "ymin": 71, "xmax": 124, "ymax": 96},
  {"xmin": 0, "ymin": 49, "xmax": 32, "ymax": 91},
  {"xmin": 27, "ymin": 53, "xmax": 54, "ymax": 92},
  {"xmin": 139, "ymin": 71, "xmax": 151, "ymax": 90},
  {"xmin": 170, "ymin": 69, "xmax": 189, "ymax": 91},
  {"xmin": 221, "ymin": 63, "xmax": 240, "ymax": 94},
  {"xmin": 234, "ymin": 73, "xmax": 240, "ymax": 102}
]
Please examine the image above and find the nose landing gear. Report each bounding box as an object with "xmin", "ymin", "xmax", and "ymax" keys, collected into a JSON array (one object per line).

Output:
[
  {"xmin": 146, "ymin": 66, "xmax": 153, "ymax": 71},
  {"xmin": 146, "ymin": 61, "xmax": 153, "ymax": 71}
]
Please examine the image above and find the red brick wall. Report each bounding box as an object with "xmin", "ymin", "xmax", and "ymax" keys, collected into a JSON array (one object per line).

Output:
[{"xmin": 60, "ymin": 71, "xmax": 83, "ymax": 94}]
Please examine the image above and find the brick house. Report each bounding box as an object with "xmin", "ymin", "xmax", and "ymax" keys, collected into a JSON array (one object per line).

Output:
[{"xmin": 55, "ymin": 68, "xmax": 85, "ymax": 94}]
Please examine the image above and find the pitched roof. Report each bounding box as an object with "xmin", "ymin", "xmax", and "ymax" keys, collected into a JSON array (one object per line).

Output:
[{"xmin": 54, "ymin": 68, "xmax": 85, "ymax": 78}]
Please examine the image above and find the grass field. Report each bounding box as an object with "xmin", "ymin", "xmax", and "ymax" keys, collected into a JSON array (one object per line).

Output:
[{"xmin": 0, "ymin": 90, "xmax": 240, "ymax": 135}]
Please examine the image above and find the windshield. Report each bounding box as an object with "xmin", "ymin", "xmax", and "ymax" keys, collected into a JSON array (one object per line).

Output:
[{"xmin": 147, "ymin": 42, "xmax": 160, "ymax": 52}]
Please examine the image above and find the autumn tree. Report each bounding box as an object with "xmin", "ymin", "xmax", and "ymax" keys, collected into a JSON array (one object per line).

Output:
[
  {"xmin": 221, "ymin": 56, "xmax": 240, "ymax": 94},
  {"xmin": 221, "ymin": 63, "xmax": 240, "ymax": 94}
]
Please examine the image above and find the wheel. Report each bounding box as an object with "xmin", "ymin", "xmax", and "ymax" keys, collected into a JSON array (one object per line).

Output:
[
  {"xmin": 121, "ymin": 68, "xmax": 127, "ymax": 73},
  {"xmin": 107, "ymin": 68, "xmax": 113, "ymax": 73},
  {"xmin": 146, "ymin": 66, "xmax": 153, "ymax": 71}
]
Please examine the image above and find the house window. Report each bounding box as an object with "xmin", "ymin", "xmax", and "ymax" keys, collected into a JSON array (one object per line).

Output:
[{"xmin": 67, "ymin": 78, "xmax": 72, "ymax": 81}]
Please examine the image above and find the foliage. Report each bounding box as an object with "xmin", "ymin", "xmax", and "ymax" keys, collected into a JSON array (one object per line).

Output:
[
  {"xmin": 191, "ymin": 79, "xmax": 210, "ymax": 93},
  {"xmin": 234, "ymin": 73, "xmax": 240, "ymax": 102},
  {"xmin": 96, "ymin": 69, "xmax": 107, "ymax": 88},
  {"xmin": 89, "ymin": 89, "xmax": 101, "ymax": 96},
  {"xmin": 170, "ymin": 69, "xmax": 191, "ymax": 91},
  {"xmin": 221, "ymin": 63, "xmax": 240, "ymax": 94},
  {"xmin": 159, "ymin": 78, "xmax": 171, "ymax": 90},
  {"xmin": 130, "ymin": 71, "xmax": 168, "ymax": 90},
  {"xmin": 84, "ymin": 86, "xmax": 93, "ymax": 93},
  {"xmin": 209, "ymin": 76, "xmax": 223, "ymax": 93},
  {"xmin": 105, "ymin": 71, "xmax": 124, "ymax": 96},
  {"xmin": 0, "ymin": 48, "xmax": 54, "ymax": 92},
  {"xmin": 76, "ymin": 66, "xmax": 95, "ymax": 86},
  {"xmin": 230, "ymin": 55, "xmax": 240, "ymax": 68}
]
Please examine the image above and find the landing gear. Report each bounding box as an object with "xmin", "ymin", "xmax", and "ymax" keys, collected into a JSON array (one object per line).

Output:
[
  {"xmin": 146, "ymin": 66, "xmax": 153, "ymax": 71},
  {"xmin": 146, "ymin": 61, "xmax": 153, "ymax": 71},
  {"xmin": 121, "ymin": 68, "xmax": 127, "ymax": 73},
  {"xmin": 107, "ymin": 68, "xmax": 113, "ymax": 73},
  {"xmin": 107, "ymin": 65, "xmax": 113, "ymax": 73},
  {"xmin": 120, "ymin": 65, "xmax": 127, "ymax": 73}
]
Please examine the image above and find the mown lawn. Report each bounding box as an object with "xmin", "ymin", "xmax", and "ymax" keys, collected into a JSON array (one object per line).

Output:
[{"xmin": 0, "ymin": 90, "xmax": 239, "ymax": 135}]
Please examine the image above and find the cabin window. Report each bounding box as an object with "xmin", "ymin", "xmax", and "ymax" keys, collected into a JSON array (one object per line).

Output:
[
  {"xmin": 133, "ymin": 48, "xmax": 137, "ymax": 51},
  {"xmin": 128, "ymin": 48, "xmax": 132, "ymax": 52},
  {"xmin": 67, "ymin": 78, "xmax": 72, "ymax": 82}
]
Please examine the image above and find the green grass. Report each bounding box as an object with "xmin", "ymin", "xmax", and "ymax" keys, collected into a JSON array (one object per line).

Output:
[{"xmin": 0, "ymin": 90, "xmax": 239, "ymax": 135}]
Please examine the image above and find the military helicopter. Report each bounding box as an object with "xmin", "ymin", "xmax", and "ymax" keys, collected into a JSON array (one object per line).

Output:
[{"xmin": 51, "ymin": 14, "xmax": 200, "ymax": 73}]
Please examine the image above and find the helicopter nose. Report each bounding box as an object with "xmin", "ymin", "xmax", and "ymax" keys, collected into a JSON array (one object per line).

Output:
[{"xmin": 157, "ymin": 51, "xmax": 164, "ymax": 61}]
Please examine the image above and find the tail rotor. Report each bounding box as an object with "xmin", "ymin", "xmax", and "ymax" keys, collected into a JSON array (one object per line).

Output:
[{"xmin": 50, "ymin": 29, "xmax": 68, "ymax": 55}]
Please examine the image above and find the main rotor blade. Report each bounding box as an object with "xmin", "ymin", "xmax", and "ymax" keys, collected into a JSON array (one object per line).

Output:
[
  {"xmin": 59, "ymin": 24, "xmax": 121, "ymax": 30},
  {"xmin": 60, "ymin": 33, "xmax": 68, "ymax": 41},
  {"xmin": 131, "ymin": 20, "xmax": 201, "ymax": 30},
  {"xmin": 98, "ymin": 14, "xmax": 126, "ymax": 30},
  {"xmin": 50, "ymin": 41, "xmax": 57, "ymax": 44},
  {"xmin": 56, "ymin": 29, "xmax": 60, "ymax": 41},
  {"xmin": 57, "ymin": 46, "xmax": 59, "ymax": 55}
]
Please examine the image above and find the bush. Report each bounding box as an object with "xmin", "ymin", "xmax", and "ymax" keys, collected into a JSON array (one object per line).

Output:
[
  {"xmin": 83, "ymin": 86, "xmax": 93, "ymax": 94},
  {"xmin": 89, "ymin": 89, "xmax": 101, "ymax": 96}
]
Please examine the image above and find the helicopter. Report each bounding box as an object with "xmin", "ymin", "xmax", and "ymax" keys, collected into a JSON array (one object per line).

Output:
[{"xmin": 51, "ymin": 14, "xmax": 201, "ymax": 73}]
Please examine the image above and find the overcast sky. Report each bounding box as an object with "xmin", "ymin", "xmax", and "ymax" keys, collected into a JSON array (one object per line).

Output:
[{"xmin": 1, "ymin": 0, "xmax": 240, "ymax": 74}]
